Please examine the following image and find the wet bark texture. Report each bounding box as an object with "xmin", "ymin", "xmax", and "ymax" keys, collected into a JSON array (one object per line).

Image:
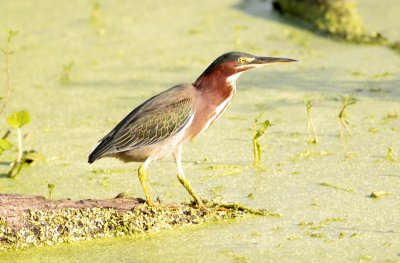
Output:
[{"xmin": 0, "ymin": 193, "xmax": 144, "ymax": 229}]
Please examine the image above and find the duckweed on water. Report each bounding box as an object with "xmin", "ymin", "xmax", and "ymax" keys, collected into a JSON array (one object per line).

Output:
[
  {"xmin": 291, "ymin": 150, "xmax": 334, "ymax": 162},
  {"xmin": 386, "ymin": 147, "xmax": 396, "ymax": 162},
  {"xmin": 309, "ymin": 232, "xmax": 326, "ymax": 239},
  {"xmin": 370, "ymin": 191, "xmax": 392, "ymax": 199},
  {"xmin": 220, "ymin": 249, "xmax": 248, "ymax": 263},
  {"xmin": 247, "ymin": 193, "xmax": 255, "ymax": 200},
  {"xmin": 99, "ymin": 176, "xmax": 109, "ymax": 188},
  {"xmin": 203, "ymin": 164, "xmax": 243, "ymax": 179},
  {"xmin": 319, "ymin": 182, "xmax": 356, "ymax": 193},
  {"xmin": 382, "ymin": 112, "xmax": 399, "ymax": 121},
  {"xmin": 90, "ymin": 168, "xmax": 133, "ymax": 174},
  {"xmin": 299, "ymin": 217, "xmax": 347, "ymax": 231},
  {"xmin": 204, "ymin": 164, "xmax": 242, "ymax": 171}
]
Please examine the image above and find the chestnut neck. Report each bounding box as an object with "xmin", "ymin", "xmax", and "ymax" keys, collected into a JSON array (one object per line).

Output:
[{"xmin": 193, "ymin": 65, "xmax": 238, "ymax": 96}]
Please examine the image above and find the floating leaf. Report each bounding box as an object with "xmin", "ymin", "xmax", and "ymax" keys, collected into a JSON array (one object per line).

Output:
[
  {"xmin": 0, "ymin": 138, "xmax": 13, "ymax": 154},
  {"xmin": 7, "ymin": 111, "xmax": 31, "ymax": 129}
]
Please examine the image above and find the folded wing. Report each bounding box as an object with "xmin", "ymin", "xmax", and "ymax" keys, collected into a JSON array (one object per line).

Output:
[{"xmin": 88, "ymin": 85, "xmax": 195, "ymax": 163}]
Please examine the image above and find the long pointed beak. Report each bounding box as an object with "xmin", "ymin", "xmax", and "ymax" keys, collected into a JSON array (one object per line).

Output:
[{"xmin": 252, "ymin": 56, "xmax": 297, "ymax": 65}]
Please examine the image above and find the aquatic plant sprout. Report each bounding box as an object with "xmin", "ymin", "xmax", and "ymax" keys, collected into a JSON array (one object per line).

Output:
[
  {"xmin": 337, "ymin": 95, "xmax": 357, "ymax": 137},
  {"xmin": 386, "ymin": 146, "xmax": 396, "ymax": 162},
  {"xmin": 7, "ymin": 111, "xmax": 31, "ymax": 177},
  {"xmin": 252, "ymin": 114, "xmax": 270, "ymax": 167},
  {"xmin": 0, "ymin": 29, "xmax": 18, "ymax": 116},
  {"xmin": 48, "ymin": 183, "xmax": 55, "ymax": 199},
  {"xmin": 305, "ymin": 100, "xmax": 318, "ymax": 144},
  {"xmin": 60, "ymin": 62, "xmax": 74, "ymax": 85}
]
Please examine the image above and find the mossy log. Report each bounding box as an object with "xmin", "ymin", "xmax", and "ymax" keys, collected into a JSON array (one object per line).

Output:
[
  {"xmin": 272, "ymin": 0, "xmax": 384, "ymax": 43},
  {"xmin": 0, "ymin": 193, "xmax": 276, "ymax": 251}
]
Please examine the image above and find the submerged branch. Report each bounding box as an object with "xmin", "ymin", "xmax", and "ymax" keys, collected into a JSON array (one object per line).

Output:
[{"xmin": 272, "ymin": 0, "xmax": 385, "ymax": 44}]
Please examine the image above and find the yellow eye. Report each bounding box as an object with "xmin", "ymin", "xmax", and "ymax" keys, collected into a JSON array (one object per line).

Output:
[{"xmin": 238, "ymin": 57, "xmax": 247, "ymax": 64}]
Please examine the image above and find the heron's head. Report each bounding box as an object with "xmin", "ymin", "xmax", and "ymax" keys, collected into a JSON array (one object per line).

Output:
[{"xmin": 201, "ymin": 51, "xmax": 296, "ymax": 77}]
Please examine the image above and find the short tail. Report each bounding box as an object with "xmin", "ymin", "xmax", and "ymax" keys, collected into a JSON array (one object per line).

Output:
[
  {"xmin": 88, "ymin": 135, "xmax": 114, "ymax": 163},
  {"xmin": 88, "ymin": 151, "xmax": 100, "ymax": 164}
]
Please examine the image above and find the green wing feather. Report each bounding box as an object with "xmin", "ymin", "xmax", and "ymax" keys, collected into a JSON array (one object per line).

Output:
[
  {"xmin": 111, "ymin": 97, "xmax": 193, "ymax": 150},
  {"xmin": 88, "ymin": 84, "xmax": 195, "ymax": 162}
]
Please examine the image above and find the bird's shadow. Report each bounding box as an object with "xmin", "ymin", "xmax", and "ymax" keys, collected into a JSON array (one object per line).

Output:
[
  {"xmin": 0, "ymin": 162, "xmax": 13, "ymax": 179},
  {"xmin": 0, "ymin": 174, "xmax": 9, "ymax": 179}
]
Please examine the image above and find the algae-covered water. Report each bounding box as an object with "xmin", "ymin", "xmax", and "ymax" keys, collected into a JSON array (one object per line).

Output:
[{"xmin": 1, "ymin": 0, "xmax": 400, "ymax": 262}]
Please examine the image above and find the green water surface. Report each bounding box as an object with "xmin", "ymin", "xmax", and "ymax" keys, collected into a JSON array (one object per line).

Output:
[{"xmin": 1, "ymin": 0, "xmax": 399, "ymax": 262}]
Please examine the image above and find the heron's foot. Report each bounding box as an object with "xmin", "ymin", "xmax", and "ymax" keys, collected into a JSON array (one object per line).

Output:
[
  {"xmin": 145, "ymin": 197, "xmax": 155, "ymax": 207},
  {"xmin": 195, "ymin": 196, "xmax": 205, "ymax": 210},
  {"xmin": 177, "ymin": 174, "xmax": 204, "ymax": 209}
]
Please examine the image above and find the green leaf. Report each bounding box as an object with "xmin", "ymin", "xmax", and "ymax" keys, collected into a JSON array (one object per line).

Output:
[
  {"xmin": 7, "ymin": 29, "xmax": 19, "ymax": 42},
  {"xmin": 254, "ymin": 119, "xmax": 270, "ymax": 140},
  {"xmin": 7, "ymin": 111, "xmax": 31, "ymax": 129},
  {"xmin": 305, "ymin": 100, "xmax": 312, "ymax": 111},
  {"xmin": 0, "ymin": 138, "xmax": 13, "ymax": 154}
]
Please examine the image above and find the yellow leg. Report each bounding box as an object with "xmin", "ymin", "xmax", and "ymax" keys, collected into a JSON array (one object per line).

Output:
[
  {"xmin": 174, "ymin": 145, "xmax": 204, "ymax": 208},
  {"xmin": 177, "ymin": 174, "xmax": 204, "ymax": 208},
  {"xmin": 138, "ymin": 162, "xmax": 154, "ymax": 206}
]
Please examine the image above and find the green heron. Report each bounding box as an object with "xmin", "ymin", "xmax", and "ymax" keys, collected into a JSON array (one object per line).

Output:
[{"xmin": 88, "ymin": 51, "xmax": 296, "ymax": 208}]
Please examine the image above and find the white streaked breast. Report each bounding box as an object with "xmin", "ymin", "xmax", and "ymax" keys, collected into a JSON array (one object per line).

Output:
[{"xmin": 197, "ymin": 87, "xmax": 235, "ymax": 135}]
